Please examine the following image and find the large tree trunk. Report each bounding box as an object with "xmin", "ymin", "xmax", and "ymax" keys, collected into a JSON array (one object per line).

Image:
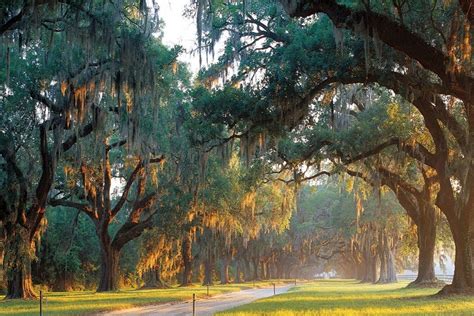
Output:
[
  {"xmin": 97, "ymin": 230, "xmax": 120, "ymax": 292},
  {"xmin": 252, "ymin": 256, "xmax": 260, "ymax": 280},
  {"xmin": 6, "ymin": 264, "xmax": 36, "ymax": 300},
  {"xmin": 234, "ymin": 260, "xmax": 242, "ymax": 283},
  {"xmin": 219, "ymin": 256, "xmax": 230, "ymax": 284},
  {"xmin": 0, "ymin": 235, "xmax": 5, "ymax": 294},
  {"xmin": 260, "ymin": 260, "xmax": 267, "ymax": 280},
  {"xmin": 202, "ymin": 250, "xmax": 214, "ymax": 286},
  {"xmin": 440, "ymin": 221, "xmax": 474, "ymax": 294},
  {"xmin": 437, "ymin": 168, "xmax": 474, "ymax": 295},
  {"xmin": 377, "ymin": 232, "xmax": 397, "ymax": 284},
  {"xmin": 378, "ymin": 249, "xmax": 387, "ymax": 283},
  {"xmin": 53, "ymin": 268, "xmax": 74, "ymax": 292},
  {"xmin": 386, "ymin": 247, "xmax": 397, "ymax": 283},
  {"xmin": 355, "ymin": 259, "xmax": 365, "ymax": 281},
  {"xmin": 243, "ymin": 258, "xmax": 252, "ymax": 281},
  {"xmin": 361, "ymin": 251, "xmax": 378, "ymax": 283},
  {"xmin": 409, "ymin": 206, "xmax": 441, "ymax": 287},
  {"xmin": 180, "ymin": 232, "xmax": 193, "ymax": 286},
  {"xmin": 275, "ymin": 260, "xmax": 284, "ymax": 279},
  {"xmin": 142, "ymin": 266, "xmax": 168, "ymax": 289},
  {"xmin": 4, "ymin": 226, "xmax": 36, "ymax": 299},
  {"xmin": 267, "ymin": 261, "xmax": 274, "ymax": 279}
]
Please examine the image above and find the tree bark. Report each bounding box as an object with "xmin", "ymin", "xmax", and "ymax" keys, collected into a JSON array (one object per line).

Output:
[
  {"xmin": 97, "ymin": 234, "xmax": 120, "ymax": 292},
  {"xmin": 202, "ymin": 250, "xmax": 214, "ymax": 286},
  {"xmin": 260, "ymin": 260, "xmax": 267, "ymax": 280},
  {"xmin": 0, "ymin": 234, "xmax": 5, "ymax": 294},
  {"xmin": 439, "ymin": 220, "xmax": 474, "ymax": 294},
  {"xmin": 142, "ymin": 266, "xmax": 168, "ymax": 289},
  {"xmin": 361, "ymin": 250, "xmax": 377, "ymax": 283},
  {"xmin": 355, "ymin": 259, "xmax": 365, "ymax": 281},
  {"xmin": 180, "ymin": 232, "xmax": 193, "ymax": 286},
  {"xmin": 386, "ymin": 247, "xmax": 397, "ymax": 283},
  {"xmin": 378, "ymin": 248, "xmax": 388, "ymax": 283},
  {"xmin": 234, "ymin": 260, "xmax": 242, "ymax": 283},
  {"xmin": 375, "ymin": 168, "xmax": 439, "ymax": 286},
  {"xmin": 243, "ymin": 259, "xmax": 252, "ymax": 281},
  {"xmin": 5, "ymin": 264, "xmax": 36, "ymax": 300},
  {"xmin": 252, "ymin": 256, "xmax": 260, "ymax": 280},
  {"xmin": 275, "ymin": 261, "xmax": 284, "ymax": 279},
  {"xmin": 409, "ymin": 205, "xmax": 441, "ymax": 287},
  {"xmin": 437, "ymin": 166, "xmax": 474, "ymax": 294},
  {"xmin": 53, "ymin": 268, "xmax": 74, "ymax": 292},
  {"xmin": 377, "ymin": 233, "xmax": 397, "ymax": 284},
  {"xmin": 4, "ymin": 227, "xmax": 36, "ymax": 299},
  {"xmin": 219, "ymin": 257, "xmax": 230, "ymax": 284}
]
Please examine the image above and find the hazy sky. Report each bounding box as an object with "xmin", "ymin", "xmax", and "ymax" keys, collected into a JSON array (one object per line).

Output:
[{"xmin": 159, "ymin": 0, "xmax": 200, "ymax": 73}]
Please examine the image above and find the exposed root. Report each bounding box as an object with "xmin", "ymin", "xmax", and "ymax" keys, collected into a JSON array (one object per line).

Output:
[
  {"xmin": 406, "ymin": 279, "xmax": 445, "ymax": 289},
  {"xmin": 436, "ymin": 284, "xmax": 474, "ymax": 296},
  {"xmin": 140, "ymin": 283, "xmax": 170, "ymax": 290}
]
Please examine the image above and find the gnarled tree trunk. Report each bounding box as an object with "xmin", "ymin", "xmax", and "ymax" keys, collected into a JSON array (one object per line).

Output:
[
  {"xmin": 252, "ymin": 256, "xmax": 260, "ymax": 280},
  {"xmin": 409, "ymin": 204, "xmax": 441, "ymax": 287},
  {"xmin": 377, "ymin": 231, "xmax": 397, "ymax": 284},
  {"xmin": 180, "ymin": 232, "xmax": 193, "ymax": 286},
  {"xmin": 202, "ymin": 248, "xmax": 215, "ymax": 286},
  {"xmin": 219, "ymin": 257, "xmax": 230, "ymax": 284},
  {"xmin": 440, "ymin": 220, "xmax": 474, "ymax": 294},
  {"xmin": 142, "ymin": 266, "xmax": 168, "ymax": 289},
  {"xmin": 361, "ymin": 251, "xmax": 378, "ymax": 283},
  {"xmin": 234, "ymin": 260, "xmax": 242, "ymax": 283},
  {"xmin": 438, "ymin": 169, "xmax": 474, "ymax": 294},
  {"xmin": 243, "ymin": 258, "xmax": 252, "ymax": 281},
  {"xmin": 4, "ymin": 226, "xmax": 36, "ymax": 299},
  {"xmin": 97, "ymin": 231, "xmax": 120, "ymax": 292}
]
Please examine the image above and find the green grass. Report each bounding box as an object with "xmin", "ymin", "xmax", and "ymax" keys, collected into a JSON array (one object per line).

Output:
[
  {"xmin": 217, "ymin": 279, "xmax": 474, "ymax": 316},
  {"xmin": 0, "ymin": 281, "xmax": 287, "ymax": 315}
]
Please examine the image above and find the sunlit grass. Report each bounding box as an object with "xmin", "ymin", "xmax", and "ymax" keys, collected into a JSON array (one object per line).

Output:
[
  {"xmin": 0, "ymin": 280, "xmax": 289, "ymax": 315},
  {"xmin": 218, "ymin": 279, "xmax": 474, "ymax": 315}
]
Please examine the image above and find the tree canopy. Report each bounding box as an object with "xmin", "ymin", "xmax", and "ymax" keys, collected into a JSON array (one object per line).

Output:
[{"xmin": 0, "ymin": 0, "xmax": 472, "ymax": 301}]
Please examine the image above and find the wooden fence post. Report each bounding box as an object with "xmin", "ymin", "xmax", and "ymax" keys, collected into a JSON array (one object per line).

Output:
[{"xmin": 39, "ymin": 290, "xmax": 43, "ymax": 316}]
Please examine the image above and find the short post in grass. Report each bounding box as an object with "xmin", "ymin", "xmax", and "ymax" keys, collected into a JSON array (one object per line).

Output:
[
  {"xmin": 39, "ymin": 290, "xmax": 43, "ymax": 316},
  {"xmin": 192, "ymin": 293, "xmax": 196, "ymax": 316},
  {"xmin": 207, "ymin": 283, "xmax": 209, "ymax": 296},
  {"xmin": 273, "ymin": 283, "xmax": 275, "ymax": 295},
  {"xmin": 294, "ymin": 278, "xmax": 297, "ymax": 286}
]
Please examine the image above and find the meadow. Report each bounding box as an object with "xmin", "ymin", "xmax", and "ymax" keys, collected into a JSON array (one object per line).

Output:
[
  {"xmin": 0, "ymin": 281, "xmax": 282, "ymax": 315},
  {"xmin": 218, "ymin": 280, "xmax": 474, "ymax": 316}
]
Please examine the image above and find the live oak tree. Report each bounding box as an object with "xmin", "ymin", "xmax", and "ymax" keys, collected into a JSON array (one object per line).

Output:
[
  {"xmin": 1, "ymin": 0, "xmax": 472, "ymax": 298},
  {"xmin": 193, "ymin": 0, "xmax": 473, "ymax": 294},
  {"xmin": 50, "ymin": 141, "xmax": 166, "ymax": 292},
  {"xmin": 276, "ymin": 0, "xmax": 473, "ymax": 294},
  {"xmin": 333, "ymin": 93, "xmax": 445, "ymax": 286},
  {"xmin": 47, "ymin": 44, "xmax": 184, "ymax": 292},
  {"xmin": 0, "ymin": 0, "xmax": 175, "ymax": 297}
]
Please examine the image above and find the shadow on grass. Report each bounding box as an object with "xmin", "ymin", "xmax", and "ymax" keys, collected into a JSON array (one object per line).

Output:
[{"xmin": 219, "ymin": 280, "xmax": 474, "ymax": 315}]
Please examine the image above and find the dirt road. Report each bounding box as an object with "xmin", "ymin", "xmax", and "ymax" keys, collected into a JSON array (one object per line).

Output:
[{"xmin": 104, "ymin": 284, "xmax": 293, "ymax": 316}]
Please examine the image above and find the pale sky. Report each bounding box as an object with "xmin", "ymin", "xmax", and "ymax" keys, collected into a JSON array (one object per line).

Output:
[{"xmin": 158, "ymin": 0, "xmax": 201, "ymax": 73}]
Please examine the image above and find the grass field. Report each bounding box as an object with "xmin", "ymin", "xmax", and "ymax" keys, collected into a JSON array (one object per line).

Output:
[
  {"xmin": 218, "ymin": 279, "xmax": 474, "ymax": 316},
  {"xmin": 0, "ymin": 281, "xmax": 285, "ymax": 315}
]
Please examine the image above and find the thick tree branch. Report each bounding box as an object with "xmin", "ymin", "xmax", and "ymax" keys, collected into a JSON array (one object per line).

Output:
[
  {"xmin": 111, "ymin": 155, "xmax": 164, "ymax": 217},
  {"xmin": 0, "ymin": 8, "xmax": 25, "ymax": 35},
  {"xmin": 278, "ymin": 0, "xmax": 474, "ymax": 89},
  {"xmin": 111, "ymin": 216, "xmax": 154, "ymax": 251},
  {"xmin": 30, "ymin": 90, "xmax": 63, "ymax": 113},
  {"xmin": 49, "ymin": 198, "xmax": 95, "ymax": 219}
]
